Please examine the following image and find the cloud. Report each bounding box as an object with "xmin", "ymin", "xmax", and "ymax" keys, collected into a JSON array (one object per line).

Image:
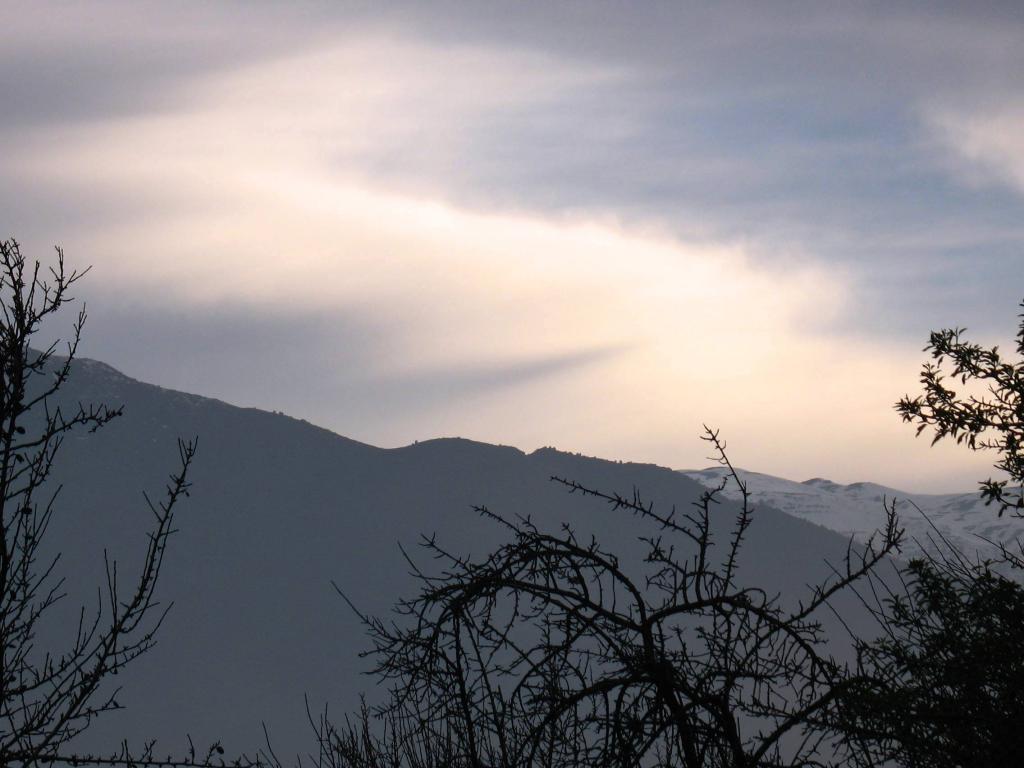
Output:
[
  {"xmin": 8, "ymin": 3, "xmax": 1024, "ymax": 340},
  {"xmin": 927, "ymin": 105, "xmax": 1024, "ymax": 194},
  {"xmin": 4, "ymin": 11, "xmax": 1010, "ymax": 491}
]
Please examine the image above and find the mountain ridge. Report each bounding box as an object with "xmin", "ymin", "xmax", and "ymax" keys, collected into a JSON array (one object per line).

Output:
[
  {"xmin": 680, "ymin": 465, "xmax": 1016, "ymax": 564},
  {"xmin": 36, "ymin": 356, "xmax": 913, "ymax": 758}
]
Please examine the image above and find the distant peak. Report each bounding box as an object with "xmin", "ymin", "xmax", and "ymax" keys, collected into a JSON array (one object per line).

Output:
[
  {"xmin": 401, "ymin": 437, "xmax": 526, "ymax": 457},
  {"xmin": 802, "ymin": 477, "xmax": 837, "ymax": 487},
  {"xmin": 72, "ymin": 355, "xmax": 133, "ymax": 380}
]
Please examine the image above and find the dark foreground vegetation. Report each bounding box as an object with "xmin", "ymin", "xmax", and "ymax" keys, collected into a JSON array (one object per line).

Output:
[{"xmin": 2, "ymin": 238, "xmax": 1022, "ymax": 767}]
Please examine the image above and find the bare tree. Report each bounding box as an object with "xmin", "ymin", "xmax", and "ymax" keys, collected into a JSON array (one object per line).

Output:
[
  {"xmin": 0, "ymin": 239, "xmax": 255, "ymax": 767},
  {"xmin": 323, "ymin": 428, "xmax": 901, "ymax": 768}
]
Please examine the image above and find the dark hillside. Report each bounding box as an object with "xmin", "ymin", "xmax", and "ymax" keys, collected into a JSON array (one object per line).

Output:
[{"xmin": 44, "ymin": 358, "xmax": 889, "ymax": 758}]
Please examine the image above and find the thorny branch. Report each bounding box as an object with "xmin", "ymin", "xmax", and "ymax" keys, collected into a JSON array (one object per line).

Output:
[
  {"xmin": 0, "ymin": 239, "xmax": 257, "ymax": 768},
  {"xmin": 328, "ymin": 426, "xmax": 902, "ymax": 768}
]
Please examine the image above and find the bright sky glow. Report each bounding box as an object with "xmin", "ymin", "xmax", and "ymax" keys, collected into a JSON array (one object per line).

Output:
[{"xmin": 4, "ymin": 3, "xmax": 1022, "ymax": 491}]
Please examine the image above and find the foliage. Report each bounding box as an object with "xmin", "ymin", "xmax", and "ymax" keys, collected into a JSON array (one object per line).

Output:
[
  {"xmin": 835, "ymin": 296, "xmax": 1024, "ymax": 767},
  {"xmin": 836, "ymin": 545, "xmax": 1024, "ymax": 768},
  {"xmin": 896, "ymin": 302, "xmax": 1024, "ymax": 517},
  {"xmin": 321, "ymin": 428, "xmax": 900, "ymax": 768},
  {"xmin": 0, "ymin": 239, "xmax": 254, "ymax": 767}
]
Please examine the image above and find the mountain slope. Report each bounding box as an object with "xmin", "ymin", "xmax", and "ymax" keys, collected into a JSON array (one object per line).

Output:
[
  {"xmin": 41, "ymin": 358, "xmax": 898, "ymax": 759},
  {"xmin": 680, "ymin": 466, "xmax": 1019, "ymax": 563}
]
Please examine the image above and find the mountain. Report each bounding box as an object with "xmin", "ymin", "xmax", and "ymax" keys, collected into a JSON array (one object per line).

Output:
[
  {"xmin": 680, "ymin": 466, "xmax": 1020, "ymax": 564},
  {"xmin": 40, "ymin": 357, "xmax": 901, "ymax": 760}
]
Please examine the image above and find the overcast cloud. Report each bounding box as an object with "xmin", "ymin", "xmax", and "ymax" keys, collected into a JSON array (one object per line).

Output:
[{"xmin": 3, "ymin": 2, "xmax": 1023, "ymax": 490}]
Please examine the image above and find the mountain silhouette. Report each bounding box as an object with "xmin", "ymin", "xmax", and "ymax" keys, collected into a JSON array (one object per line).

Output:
[{"xmin": 44, "ymin": 357, "xmax": 897, "ymax": 759}]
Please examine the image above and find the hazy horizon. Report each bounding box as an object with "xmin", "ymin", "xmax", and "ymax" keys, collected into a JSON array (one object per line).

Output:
[
  {"xmin": 5, "ymin": 2, "xmax": 1024, "ymax": 492},
  {"xmin": 74, "ymin": 347, "xmax": 988, "ymax": 496}
]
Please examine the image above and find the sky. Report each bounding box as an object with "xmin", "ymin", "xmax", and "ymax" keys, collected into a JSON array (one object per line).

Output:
[{"xmin": 3, "ymin": 1, "xmax": 1023, "ymax": 492}]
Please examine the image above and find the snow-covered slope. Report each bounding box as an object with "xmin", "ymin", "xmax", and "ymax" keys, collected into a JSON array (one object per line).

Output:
[{"xmin": 680, "ymin": 466, "xmax": 1023, "ymax": 562}]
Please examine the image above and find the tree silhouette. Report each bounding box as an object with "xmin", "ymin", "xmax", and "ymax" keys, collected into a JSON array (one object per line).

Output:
[
  {"xmin": 833, "ymin": 297, "xmax": 1024, "ymax": 767},
  {"xmin": 897, "ymin": 301, "xmax": 1024, "ymax": 518},
  {"xmin": 320, "ymin": 428, "xmax": 901, "ymax": 768},
  {"xmin": 835, "ymin": 543, "xmax": 1024, "ymax": 768},
  {"xmin": 0, "ymin": 239, "xmax": 255, "ymax": 767}
]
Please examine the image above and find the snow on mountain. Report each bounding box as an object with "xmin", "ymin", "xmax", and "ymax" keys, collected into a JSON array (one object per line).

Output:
[{"xmin": 679, "ymin": 466, "xmax": 1023, "ymax": 563}]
